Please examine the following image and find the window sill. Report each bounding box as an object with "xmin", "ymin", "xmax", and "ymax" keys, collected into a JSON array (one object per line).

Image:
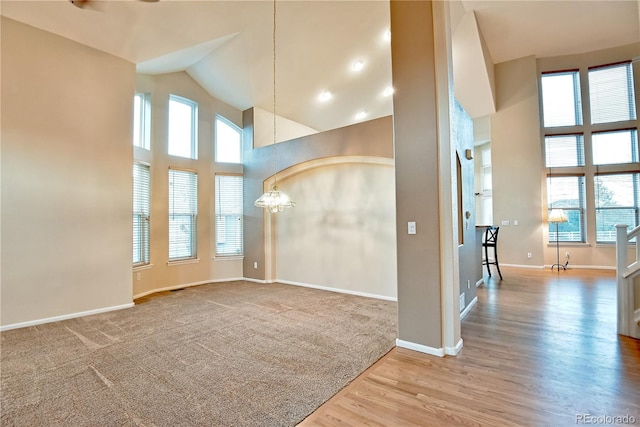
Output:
[
  {"xmin": 167, "ymin": 258, "xmax": 200, "ymax": 266},
  {"xmin": 546, "ymin": 242, "xmax": 591, "ymax": 247},
  {"xmin": 133, "ymin": 263, "xmax": 154, "ymax": 272},
  {"xmin": 213, "ymin": 255, "xmax": 244, "ymax": 261}
]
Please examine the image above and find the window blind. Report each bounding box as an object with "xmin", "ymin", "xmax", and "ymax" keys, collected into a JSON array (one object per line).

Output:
[
  {"xmin": 215, "ymin": 174, "xmax": 243, "ymax": 256},
  {"xmin": 541, "ymin": 71, "xmax": 583, "ymax": 127},
  {"xmin": 169, "ymin": 169, "xmax": 198, "ymax": 260},
  {"xmin": 589, "ymin": 62, "xmax": 637, "ymax": 124},
  {"xmin": 133, "ymin": 163, "xmax": 150, "ymax": 265},
  {"xmin": 544, "ymin": 134, "xmax": 585, "ymax": 167}
]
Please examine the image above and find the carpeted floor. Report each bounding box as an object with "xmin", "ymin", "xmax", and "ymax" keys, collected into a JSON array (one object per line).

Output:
[{"xmin": 0, "ymin": 281, "xmax": 397, "ymax": 426}]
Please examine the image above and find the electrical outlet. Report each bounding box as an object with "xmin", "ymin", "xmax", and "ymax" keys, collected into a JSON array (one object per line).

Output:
[
  {"xmin": 136, "ymin": 272, "xmax": 141, "ymax": 281},
  {"xmin": 253, "ymin": 262, "xmax": 258, "ymax": 269},
  {"xmin": 565, "ymin": 252, "xmax": 570, "ymax": 259},
  {"xmin": 527, "ymin": 252, "xmax": 532, "ymax": 259}
]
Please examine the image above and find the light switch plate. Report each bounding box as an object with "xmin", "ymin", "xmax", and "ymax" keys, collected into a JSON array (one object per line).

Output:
[{"xmin": 408, "ymin": 221, "xmax": 416, "ymax": 235}]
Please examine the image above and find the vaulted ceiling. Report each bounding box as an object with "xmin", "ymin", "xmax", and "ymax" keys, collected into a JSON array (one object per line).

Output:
[{"xmin": 2, "ymin": 0, "xmax": 638, "ymax": 132}]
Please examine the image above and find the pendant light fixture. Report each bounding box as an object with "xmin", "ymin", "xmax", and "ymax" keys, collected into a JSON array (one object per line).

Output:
[{"xmin": 254, "ymin": 0, "xmax": 296, "ymax": 213}]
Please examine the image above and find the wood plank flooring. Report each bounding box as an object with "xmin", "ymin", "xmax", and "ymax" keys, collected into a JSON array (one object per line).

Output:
[{"xmin": 299, "ymin": 267, "xmax": 640, "ymax": 426}]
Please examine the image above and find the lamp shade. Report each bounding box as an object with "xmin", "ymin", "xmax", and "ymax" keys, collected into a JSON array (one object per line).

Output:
[{"xmin": 548, "ymin": 208, "xmax": 568, "ymax": 223}]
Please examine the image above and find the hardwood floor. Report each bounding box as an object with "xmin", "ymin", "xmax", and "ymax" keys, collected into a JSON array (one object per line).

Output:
[{"xmin": 299, "ymin": 267, "xmax": 640, "ymax": 426}]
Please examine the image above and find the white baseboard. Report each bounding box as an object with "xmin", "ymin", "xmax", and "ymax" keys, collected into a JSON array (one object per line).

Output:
[
  {"xmin": 0, "ymin": 303, "xmax": 134, "ymax": 332},
  {"xmin": 501, "ymin": 263, "xmax": 545, "ymax": 269},
  {"xmin": 476, "ymin": 278, "xmax": 484, "ymax": 287},
  {"xmin": 460, "ymin": 296, "xmax": 478, "ymax": 320},
  {"xmin": 445, "ymin": 338, "xmax": 463, "ymax": 356},
  {"xmin": 541, "ymin": 264, "xmax": 615, "ymax": 271},
  {"xmin": 242, "ymin": 277, "xmax": 268, "ymax": 284},
  {"xmin": 132, "ymin": 279, "xmax": 245, "ymax": 300},
  {"xmin": 276, "ymin": 279, "xmax": 397, "ymax": 302},
  {"xmin": 396, "ymin": 339, "xmax": 445, "ymax": 357}
]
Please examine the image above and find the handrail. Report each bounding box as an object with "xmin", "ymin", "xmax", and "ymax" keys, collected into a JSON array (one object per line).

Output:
[{"xmin": 615, "ymin": 224, "xmax": 640, "ymax": 338}]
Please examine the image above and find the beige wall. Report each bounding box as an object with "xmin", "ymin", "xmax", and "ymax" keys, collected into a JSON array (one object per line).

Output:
[
  {"xmin": 133, "ymin": 72, "xmax": 244, "ymax": 298},
  {"xmin": 491, "ymin": 55, "xmax": 546, "ymax": 268},
  {"xmin": 492, "ymin": 44, "xmax": 640, "ymax": 269},
  {"xmin": 1, "ymin": 18, "xmax": 134, "ymax": 326},
  {"xmin": 390, "ymin": 0, "xmax": 460, "ymax": 353},
  {"xmin": 243, "ymin": 113, "xmax": 394, "ymax": 282},
  {"xmin": 275, "ymin": 161, "xmax": 397, "ymax": 299}
]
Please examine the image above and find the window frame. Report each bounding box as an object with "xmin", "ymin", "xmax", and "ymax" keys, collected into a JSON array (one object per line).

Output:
[
  {"xmin": 215, "ymin": 115, "xmax": 243, "ymax": 164},
  {"xmin": 214, "ymin": 173, "xmax": 244, "ymax": 257},
  {"xmin": 168, "ymin": 94, "xmax": 198, "ymax": 160},
  {"xmin": 594, "ymin": 172, "xmax": 640, "ymax": 243},
  {"xmin": 133, "ymin": 93, "xmax": 151, "ymax": 150},
  {"xmin": 539, "ymin": 60, "xmax": 639, "ymax": 245},
  {"xmin": 546, "ymin": 174, "xmax": 586, "ymax": 243},
  {"xmin": 133, "ymin": 162, "xmax": 151, "ymax": 266},
  {"xmin": 168, "ymin": 168, "xmax": 198, "ymax": 262}
]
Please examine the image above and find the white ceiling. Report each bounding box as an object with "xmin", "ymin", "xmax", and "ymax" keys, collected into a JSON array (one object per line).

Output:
[{"xmin": 2, "ymin": 0, "xmax": 639, "ymax": 132}]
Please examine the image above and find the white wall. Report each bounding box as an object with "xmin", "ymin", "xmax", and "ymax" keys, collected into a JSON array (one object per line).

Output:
[
  {"xmin": 253, "ymin": 107, "xmax": 318, "ymax": 148},
  {"xmin": 1, "ymin": 17, "xmax": 135, "ymax": 327},
  {"xmin": 275, "ymin": 161, "xmax": 397, "ymax": 299}
]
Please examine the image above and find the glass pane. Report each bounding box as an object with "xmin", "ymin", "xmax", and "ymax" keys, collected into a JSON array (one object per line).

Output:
[
  {"xmin": 548, "ymin": 209, "xmax": 583, "ymax": 242},
  {"xmin": 596, "ymin": 208, "xmax": 637, "ymax": 242},
  {"xmin": 589, "ymin": 63, "xmax": 637, "ymax": 124},
  {"xmin": 595, "ymin": 174, "xmax": 636, "ymax": 208},
  {"xmin": 592, "ymin": 129, "xmax": 638, "ymax": 165},
  {"xmin": 169, "ymin": 215, "xmax": 196, "ymax": 259},
  {"xmin": 541, "ymin": 71, "xmax": 582, "ymax": 127},
  {"xmin": 547, "ymin": 176, "xmax": 585, "ymax": 242},
  {"xmin": 133, "ymin": 94, "xmax": 142, "ymax": 147},
  {"xmin": 216, "ymin": 117, "xmax": 242, "ymax": 164},
  {"xmin": 168, "ymin": 96, "xmax": 196, "ymax": 159},
  {"xmin": 545, "ymin": 134, "xmax": 585, "ymax": 167},
  {"xmin": 594, "ymin": 173, "xmax": 639, "ymax": 242}
]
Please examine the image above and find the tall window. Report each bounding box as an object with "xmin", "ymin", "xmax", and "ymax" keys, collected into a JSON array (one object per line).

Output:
[
  {"xmin": 168, "ymin": 169, "xmax": 198, "ymax": 261},
  {"xmin": 168, "ymin": 95, "xmax": 198, "ymax": 159},
  {"xmin": 133, "ymin": 163, "xmax": 150, "ymax": 265},
  {"xmin": 215, "ymin": 174, "xmax": 243, "ymax": 256},
  {"xmin": 133, "ymin": 93, "xmax": 150, "ymax": 150},
  {"xmin": 541, "ymin": 61, "xmax": 639, "ymax": 244},
  {"xmin": 215, "ymin": 116, "xmax": 242, "ymax": 164}
]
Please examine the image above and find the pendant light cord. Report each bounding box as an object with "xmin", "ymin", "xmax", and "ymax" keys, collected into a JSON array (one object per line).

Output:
[{"xmin": 272, "ymin": 0, "xmax": 278, "ymax": 188}]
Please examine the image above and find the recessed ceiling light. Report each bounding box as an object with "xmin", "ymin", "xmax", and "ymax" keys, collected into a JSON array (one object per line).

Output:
[
  {"xmin": 318, "ymin": 91, "xmax": 332, "ymax": 102},
  {"xmin": 352, "ymin": 60, "xmax": 364, "ymax": 72},
  {"xmin": 355, "ymin": 111, "xmax": 367, "ymax": 120},
  {"xmin": 384, "ymin": 29, "xmax": 391, "ymax": 42},
  {"xmin": 383, "ymin": 86, "xmax": 394, "ymax": 97}
]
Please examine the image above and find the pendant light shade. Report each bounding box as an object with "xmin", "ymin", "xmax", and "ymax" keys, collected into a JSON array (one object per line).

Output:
[
  {"xmin": 254, "ymin": 185, "xmax": 296, "ymax": 213},
  {"xmin": 254, "ymin": 0, "xmax": 295, "ymax": 213}
]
